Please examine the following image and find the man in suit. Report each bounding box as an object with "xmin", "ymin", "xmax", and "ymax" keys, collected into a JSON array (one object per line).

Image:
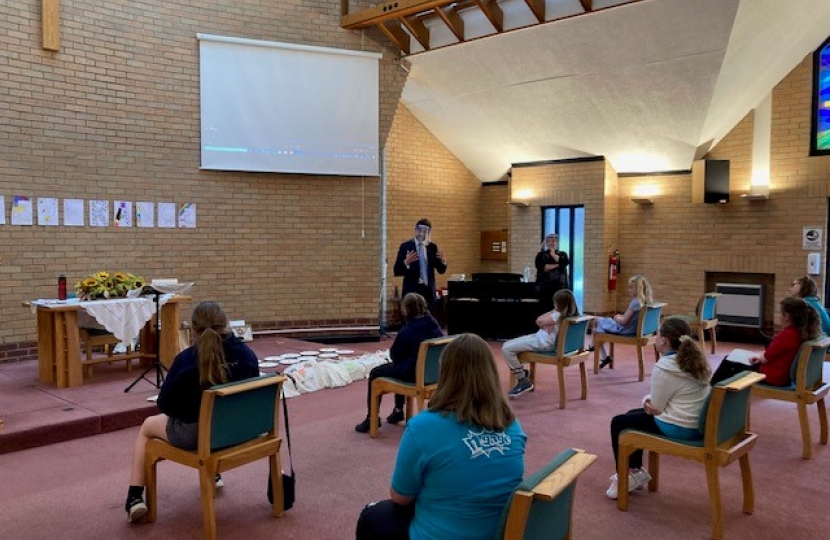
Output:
[{"xmin": 394, "ymin": 218, "xmax": 447, "ymax": 305}]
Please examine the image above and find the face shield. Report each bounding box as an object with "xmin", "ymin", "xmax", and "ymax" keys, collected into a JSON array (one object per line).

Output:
[{"xmin": 415, "ymin": 224, "xmax": 431, "ymax": 245}]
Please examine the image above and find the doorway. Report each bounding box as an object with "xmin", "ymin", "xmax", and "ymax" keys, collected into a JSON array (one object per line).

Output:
[{"xmin": 542, "ymin": 206, "xmax": 585, "ymax": 312}]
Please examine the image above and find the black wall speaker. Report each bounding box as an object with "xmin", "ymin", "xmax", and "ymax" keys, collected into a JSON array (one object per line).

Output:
[{"xmin": 692, "ymin": 159, "xmax": 730, "ymax": 204}]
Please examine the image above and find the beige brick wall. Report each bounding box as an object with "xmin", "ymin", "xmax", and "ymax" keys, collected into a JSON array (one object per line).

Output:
[
  {"xmin": 479, "ymin": 182, "xmax": 509, "ymax": 273},
  {"xmin": 0, "ymin": 1, "xmax": 481, "ymax": 360}
]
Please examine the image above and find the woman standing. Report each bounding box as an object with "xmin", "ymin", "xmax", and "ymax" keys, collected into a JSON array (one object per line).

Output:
[
  {"xmin": 606, "ymin": 318, "xmax": 711, "ymax": 499},
  {"xmin": 534, "ymin": 233, "xmax": 569, "ymax": 313},
  {"xmin": 124, "ymin": 301, "xmax": 260, "ymax": 522},
  {"xmin": 356, "ymin": 333, "xmax": 526, "ymax": 540}
]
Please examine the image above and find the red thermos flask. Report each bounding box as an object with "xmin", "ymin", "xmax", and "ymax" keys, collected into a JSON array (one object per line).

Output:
[{"xmin": 58, "ymin": 274, "xmax": 67, "ymax": 300}]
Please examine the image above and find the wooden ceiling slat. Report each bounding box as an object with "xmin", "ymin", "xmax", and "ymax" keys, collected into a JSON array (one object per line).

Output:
[
  {"xmin": 579, "ymin": 0, "xmax": 593, "ymax": 12},
  {"xmin": 402, "ymin": 16, "xmax": 431, "ymax": 50},
  {"xmin": 524, "ymin": 0, "xmax": 545, "ymax": 23},
  {"xmin": 474, "ymin": 0, "xmax": 504, "ymax": 33},
  {"xmin": 342, "ymin": 0, "xmax": 454, "ymax": 29},
  {"xmin": 378, "ymin": 19, "xmax": 412, "ymax": 55},
  {"xmin": 435, "ymin": 5, "xmax": 465, "ymax": 42}
]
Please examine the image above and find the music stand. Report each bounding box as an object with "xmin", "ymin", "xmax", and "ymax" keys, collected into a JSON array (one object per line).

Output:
[{"xmin": 124, "ymin": 281, "xmax": 194, "ymax": 393}]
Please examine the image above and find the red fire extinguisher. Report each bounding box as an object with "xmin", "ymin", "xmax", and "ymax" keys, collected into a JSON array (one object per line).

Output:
[{"xmin": 608, "ymin": 250, "xmax": 620, "ymax": 291}]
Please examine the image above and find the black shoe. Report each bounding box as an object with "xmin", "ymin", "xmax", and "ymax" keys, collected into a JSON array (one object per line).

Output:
[
  {"xmin": 386, "ymin": 409, "xmax": 405, "ymax": 424},
  {"xmin": 600, "ymin": 356, "xmax": 613, "ymax": 369},
  {"xmin": 588, "ymin": 345, "xmax": 595, "ymax": 352},
  {"xmin": 126, "ymin": 494, "xmax": 148, "ymax": 523},
  {"xmin": 355, "ymin": 417, "xmax": 381, "ymax": 433}
]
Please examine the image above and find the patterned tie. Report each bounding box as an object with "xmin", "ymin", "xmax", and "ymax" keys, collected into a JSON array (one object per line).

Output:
[{"xmin": 419, "ymin": 242, "xmax": 428, "ymax": 285}]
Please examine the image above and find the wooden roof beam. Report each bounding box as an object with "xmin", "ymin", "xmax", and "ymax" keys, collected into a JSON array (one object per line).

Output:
[
  {"xmin": 473, "ymin": 0, "xmax": 504, "ymax": 33},
  {"xmin": 579, "ymin": 0, "xmax": 593, "ymax": 12},
  {"xmin": 402, "ymin": 15, "xmax": 431, "ymax": 51},
  {"xmin": 435, "ymin": 5, "xmax": 465, "ymax": 42},
  {"xmin": 524, "ymin": 0, "xmax": 545, "ymax": 23},
  {"xmin": 378, "ymin": 19, "xmax": 412, "ymax": 55},
  {"xmin": 342, "ymin": 0, "xmax": 455, "ymax": 29}
]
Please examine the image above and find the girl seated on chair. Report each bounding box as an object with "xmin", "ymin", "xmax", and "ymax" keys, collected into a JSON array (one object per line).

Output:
[
  {"xmin": 606, "ymin": 317, "xmax": 711, "ymax": 500},
  {"xmin": 356, "ymin": 333, "xmax": 526, "ymax": 540},
  {"xmin": 124, "ymin": 301, "xmax": 260, "ymax": 523},
  {"xmin": 354, "ymin": 292, "xmax": 443, "ymax": 433},
  {"xmin": 710, "ymin": 297, "xmax": 820, "ymax": 387},
  {"xmin": 501, "ymin": 289, "xmax": 579, "ymax": 399},
  {"xmin": 590, "ymin": 274, "xmax": 653, "ymax": 369}
]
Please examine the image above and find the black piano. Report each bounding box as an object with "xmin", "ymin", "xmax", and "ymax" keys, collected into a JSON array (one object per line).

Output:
[{"xmin": 447, "ymin": 276, "xmax": 541, "ymax": 339}]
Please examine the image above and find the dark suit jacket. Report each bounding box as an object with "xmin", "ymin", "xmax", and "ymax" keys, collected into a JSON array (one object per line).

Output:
[{"xmin": 393, "ymin": 239, "xmax": 448, "ymax": 298}]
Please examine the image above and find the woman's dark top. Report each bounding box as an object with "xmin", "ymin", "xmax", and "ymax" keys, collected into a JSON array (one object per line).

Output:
[
  {"xmin": 157, "ymin": 334, "xmax": 260, "ymax": 423},
  {"xmin": 534, "ymin": 249, "xmax": 570, "ymax": 290},
  {"xmin": 390, "ymin": 314, "xmax": 444, "ymax": 379}
]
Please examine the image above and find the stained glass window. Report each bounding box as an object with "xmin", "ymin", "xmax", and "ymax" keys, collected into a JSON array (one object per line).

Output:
[{"xmin": 812, "ymin": 37, "xmax": 830, "ymax": 155}]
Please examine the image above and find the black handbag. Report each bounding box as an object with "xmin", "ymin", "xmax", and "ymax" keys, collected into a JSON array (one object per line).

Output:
[{"xmin": 267, "ymin": 389, "xmax": 295, "ymax": 510}]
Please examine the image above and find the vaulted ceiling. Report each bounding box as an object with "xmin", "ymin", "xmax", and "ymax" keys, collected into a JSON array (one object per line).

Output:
[{"xmin": 342, "ymin": 0, "xmax": 830, "ymax": 181}]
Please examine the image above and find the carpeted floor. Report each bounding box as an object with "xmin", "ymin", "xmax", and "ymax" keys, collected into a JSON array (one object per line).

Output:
[{"xmin": 0, "ymin": 335, "xmax": 828, "ymax": 539}]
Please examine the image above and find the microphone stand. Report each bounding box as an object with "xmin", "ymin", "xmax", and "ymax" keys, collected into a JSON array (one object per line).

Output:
[
  {"xmin": 124, "ymin": 280, "xmax": 193, "ymax": 393},
  {"xmin": 124, "ymin": 288, "xmax": 165, "ymax": 392}
]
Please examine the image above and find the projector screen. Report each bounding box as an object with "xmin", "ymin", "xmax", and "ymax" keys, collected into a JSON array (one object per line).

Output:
[{"xmin": 198, "ymin": 34, "xmax": 381, "ymax": 176}]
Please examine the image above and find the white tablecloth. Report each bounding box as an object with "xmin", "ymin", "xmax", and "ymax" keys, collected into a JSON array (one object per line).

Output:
[{"xmin": 31, "ymin": 295, "xmax": 173, "ymax": 343}]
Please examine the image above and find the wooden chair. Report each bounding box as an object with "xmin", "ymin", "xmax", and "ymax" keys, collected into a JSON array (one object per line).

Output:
[
  {"xmin": 617, "ymin": 371, "xmax": 766, "ymax": 540},
  {"xmin": 593, "ymin": 302, "xmax": 667, "ymax": 381},
  {"xmin": 516, "ymin": 315, "xmax": 593, "ymax": 409},
  {"xmin": 751, "ymin": 336, "xmax": 830, "ymax": 459},
  {"xmin": 369, "ymin": 335, "xmax": 456, "ymax": 438},
  {"xmin": 673, "ymin": 292, "xmax": 722, "ymax": 354},
  {"xmin": 79, "ymin": 327, "xmax": 141, "ymax": 377},
  {"xmin": 144, "ymin": 375, "xmax": 287, "ymax": 540},
  {"xmin": 496, "ymin": 448, "xmax": 597, "ymax": 540}
]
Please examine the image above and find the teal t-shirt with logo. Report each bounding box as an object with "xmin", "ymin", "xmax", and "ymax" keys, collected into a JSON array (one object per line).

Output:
[{"xmin": 391, "ymin": 410, "xmax": 526, "ymax": 540}]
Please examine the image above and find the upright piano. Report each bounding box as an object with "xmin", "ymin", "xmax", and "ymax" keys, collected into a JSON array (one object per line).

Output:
[{"xmin": 447, "ymin": 275, "xmax": 541, "ymax": 339}]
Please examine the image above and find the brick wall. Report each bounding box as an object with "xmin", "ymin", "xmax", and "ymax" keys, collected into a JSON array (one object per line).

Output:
[{"xmin": 0, "ymin": 1, "xmax": 482, "ymax": 360}]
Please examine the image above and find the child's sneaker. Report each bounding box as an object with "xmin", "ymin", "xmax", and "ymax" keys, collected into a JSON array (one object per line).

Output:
[
  {"xmin": 508, "ymin": 378, "xmax": 534, "ymax": 399},
  {"xmin": 126, "ymin": 494, "xmax": 148, "ymax": 523},
  {"xmin": 605, "ymin": 468, "xmax": 651, "ymax": 500},
  {"xmin": 215, "ymin": 474, "xmax": 224, "ymax": 489}
]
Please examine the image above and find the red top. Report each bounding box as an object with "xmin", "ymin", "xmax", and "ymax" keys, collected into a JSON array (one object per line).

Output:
[{"xmin": 760, "ymin": 325, "xmax": 802, "ymax": 386}]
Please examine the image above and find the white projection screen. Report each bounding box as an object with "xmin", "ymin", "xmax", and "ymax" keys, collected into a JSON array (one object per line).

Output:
[{"xmin": 198, "ymin": 34, "xmax": 381, "ymax": 176}]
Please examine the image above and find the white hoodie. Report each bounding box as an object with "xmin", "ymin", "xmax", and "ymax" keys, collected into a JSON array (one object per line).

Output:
[{"xmin": 643, "ymin": 353, "xmax": 710, "ymax": 430}]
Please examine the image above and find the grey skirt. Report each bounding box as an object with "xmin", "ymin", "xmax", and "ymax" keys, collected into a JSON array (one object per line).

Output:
[{"xmin": 166, "ymin": 417, "xmax": 199, "ymax": 450}]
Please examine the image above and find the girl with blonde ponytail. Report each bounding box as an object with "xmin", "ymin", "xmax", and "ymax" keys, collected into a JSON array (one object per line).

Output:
[{"xmin": 124, "ymin": 301, "xmax": 260, "ymax": 523}]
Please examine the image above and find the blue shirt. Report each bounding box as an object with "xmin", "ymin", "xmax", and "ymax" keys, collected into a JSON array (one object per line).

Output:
[
  {"xmin": 803, "ymin": 296, "xmax": 830, "ymax": 337},
  {"xmin": 391, "ymin": 411, "xmax": 526, "ymax": 540}
]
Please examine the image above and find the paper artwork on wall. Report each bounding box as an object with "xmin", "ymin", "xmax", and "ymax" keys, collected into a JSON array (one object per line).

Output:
[
  {"xmin": 37, "ymin": 198, "xmax": 59, "ymax": 226},
  {"xmin": 89, "ymin": 200, "xmax": 109, "ymax": 227},
  {"xmin": 136, "ymin": 202, "xmax": 155, "ymax": 228},
  {"xmin": 158, "ymin": 202, "xmax": 176, "ymax": 228},
  {"xmin": 0, "ymin": 196, "xmax": 5, "ymax": 224},
  {"xmin": 64, "ymin": 199, "xmax": 84, "ymax": 226},
  {"xmin": 178, "ymin": 203, "xmax": 196, "ymax": 228},
  {"xmin": 11, "ymin": 196, "xmax": 33, "ymax": 226},
  {"xmin": 114, "ymin": 201, "xmax": 133, "ymax": 227}
]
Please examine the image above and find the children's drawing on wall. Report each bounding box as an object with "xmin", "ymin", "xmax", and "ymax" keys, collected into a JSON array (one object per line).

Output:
[
  {"xmin": 37, "ymin": 198, "xmax": 59, "ymax": 226},
  {"xmin": 89, "ymin": 200, "xmax": 109, "ymax": 227},
  {"xmin": 178, "ymin": 203, "xmax": 196, "ymax": 228},
  {"xmin": 114, "ymin": 201, "xmax": 133, "ymax": 227},
  {"xmin": 158, "ymin": 202, "xmax": 176, "ymax": 228},
  {"xmin": 11, "ymin": 195, "xmax": 33, "ymax": 225},
  {"xmin": 136, "ymin": 202, "xmax": 155, "ymax": 228},
  {"xmin": 64, "ymin": 199, "xmax": 84, "ymax": 226}
]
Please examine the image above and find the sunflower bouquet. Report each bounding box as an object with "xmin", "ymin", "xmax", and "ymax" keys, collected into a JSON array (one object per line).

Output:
[{"xmin": 74, "ymin": 271, "xmax": 145, "ymax": 301}]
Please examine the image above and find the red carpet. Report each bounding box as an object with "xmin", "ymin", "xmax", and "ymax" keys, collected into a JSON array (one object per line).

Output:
[{"xmin": 0, "ymin": 335, "xmax": 828, "ymax": 539}]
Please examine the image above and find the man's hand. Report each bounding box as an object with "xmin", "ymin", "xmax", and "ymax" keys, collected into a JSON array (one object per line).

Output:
[
  {"xmin": 405, "ymin": 250, "xmax": 419, "ymax": 266},
  {"xmin": 436, "ymin": 248, "xmax": 446, "ymax": 264}
]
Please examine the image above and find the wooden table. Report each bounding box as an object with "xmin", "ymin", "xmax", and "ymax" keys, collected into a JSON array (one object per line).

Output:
[{"xmin": 27, "ymin": 296, "xmax": 189, "ymax": 388}]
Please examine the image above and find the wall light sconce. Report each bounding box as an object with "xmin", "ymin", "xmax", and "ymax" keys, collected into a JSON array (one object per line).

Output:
[
  {"xmin": 630, "ymin": 197, "xmax": 653, "ymax": 205},
  {"xmin": 740, "ymin": 184, "xmax": 769, "ymax": 201},
  {"xmin": 507, "ymin": 200, "xmax": 530, "ymax": 207}
]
